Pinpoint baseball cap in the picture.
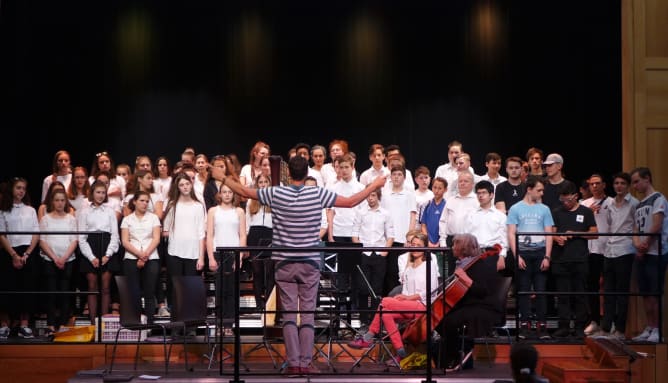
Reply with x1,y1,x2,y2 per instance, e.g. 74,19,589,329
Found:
543,153,563,165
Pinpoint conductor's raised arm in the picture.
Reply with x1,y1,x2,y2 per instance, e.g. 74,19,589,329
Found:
209,164,258,200
334,175,387,208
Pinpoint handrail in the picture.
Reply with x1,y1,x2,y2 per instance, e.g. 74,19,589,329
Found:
0,228,664,380
514,230,663,342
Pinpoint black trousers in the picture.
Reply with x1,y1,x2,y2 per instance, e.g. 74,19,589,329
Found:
552,261,588,329
43,260,74,328
587,253,605,323
601,254,634,332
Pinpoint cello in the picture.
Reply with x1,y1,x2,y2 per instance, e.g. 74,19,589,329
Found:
402,244,502,345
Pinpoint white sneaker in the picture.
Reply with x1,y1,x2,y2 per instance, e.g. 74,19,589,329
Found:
156,306,171,317
0,326,9,339
646,328,660,343
584,321,600,335
632,326,653,341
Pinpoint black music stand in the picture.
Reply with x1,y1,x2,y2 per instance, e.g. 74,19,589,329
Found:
324,241,363,332
349,265,401,372
243,241,284,369
313,271,359,371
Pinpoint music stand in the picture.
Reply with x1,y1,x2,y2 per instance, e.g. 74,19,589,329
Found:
349,265,401,372
324,241,363,333
243,241,284,369
313,271,359,371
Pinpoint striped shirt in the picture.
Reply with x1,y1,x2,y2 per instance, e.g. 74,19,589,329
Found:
258,185,336,261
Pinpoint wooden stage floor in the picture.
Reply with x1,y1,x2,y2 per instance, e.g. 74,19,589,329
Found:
1,335,665,383
69,361,514,383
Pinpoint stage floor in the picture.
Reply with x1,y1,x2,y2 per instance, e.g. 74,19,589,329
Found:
69,361,514,382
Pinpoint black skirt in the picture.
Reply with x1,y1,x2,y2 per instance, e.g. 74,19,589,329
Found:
79,232,120,273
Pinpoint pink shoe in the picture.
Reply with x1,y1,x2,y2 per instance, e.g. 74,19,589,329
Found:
347,338,372,349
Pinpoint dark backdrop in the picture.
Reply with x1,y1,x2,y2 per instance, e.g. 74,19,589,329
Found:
0,0,621,200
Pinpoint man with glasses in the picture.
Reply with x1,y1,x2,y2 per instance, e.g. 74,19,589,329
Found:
550,181,598,339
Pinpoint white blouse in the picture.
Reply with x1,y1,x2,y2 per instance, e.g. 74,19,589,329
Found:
0,203,39,247
163,201,206,260
402,260,440,306
76,204,120,262
120,212,161,260
39,213,78,262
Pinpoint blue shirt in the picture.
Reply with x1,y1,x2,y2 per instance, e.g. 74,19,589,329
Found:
507,201,554,251
420,198,446,244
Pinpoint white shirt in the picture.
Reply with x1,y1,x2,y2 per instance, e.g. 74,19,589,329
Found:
415,189,434,208
435,164,475,198
434,163,457,181
381,186,417,243
246,204,273,231
465,206,508,256
606,193,638,258
351,205,394,255
77,203,120,261
212,206,242,247
402,260,440,305
193,176,206,204
321,163,358,188
329,178,365,237
42,173,72,203
398,251,440,282
69,194,89,213
582,196,614,254
39,213,78,262
153,176,172,201
308,167,324,187
359,166,390,186
120,212,161,260
479,173,507,190
0,203,39,247
163,201,206,259
438,192,480,246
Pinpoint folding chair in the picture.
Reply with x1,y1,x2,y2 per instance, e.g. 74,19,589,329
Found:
109,276,184,375
171,275,209,372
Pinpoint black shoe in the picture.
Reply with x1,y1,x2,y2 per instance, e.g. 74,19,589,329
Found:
552,327,571,338
536,322,551,340
518,322,532,340
17,326,34,339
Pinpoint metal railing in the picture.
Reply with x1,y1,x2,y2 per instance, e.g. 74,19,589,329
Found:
1,229,664,383
0,230,108,342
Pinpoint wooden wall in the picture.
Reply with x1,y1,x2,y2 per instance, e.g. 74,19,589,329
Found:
623,0,668,189
622,2,668,377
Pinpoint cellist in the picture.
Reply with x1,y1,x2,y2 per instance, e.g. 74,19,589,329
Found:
437,233,504,371
348,233,439,364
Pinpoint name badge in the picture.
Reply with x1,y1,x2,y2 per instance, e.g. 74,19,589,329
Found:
576,214,584,223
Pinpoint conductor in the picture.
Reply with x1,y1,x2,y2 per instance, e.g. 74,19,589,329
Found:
210,155,387,376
